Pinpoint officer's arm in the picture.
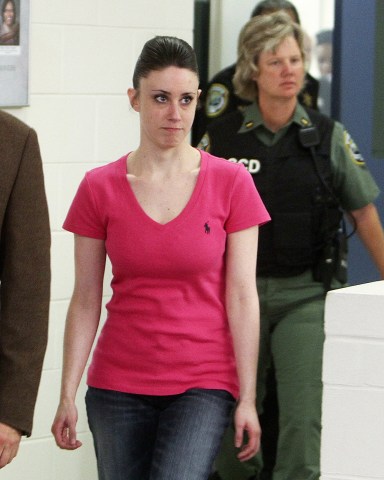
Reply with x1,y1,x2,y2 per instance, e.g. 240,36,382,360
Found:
348,203,384,278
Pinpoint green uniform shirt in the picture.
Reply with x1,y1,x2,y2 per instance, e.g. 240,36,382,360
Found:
238,102,380,211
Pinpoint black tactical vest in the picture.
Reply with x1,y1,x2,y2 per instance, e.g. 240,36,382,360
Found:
206,108,342,276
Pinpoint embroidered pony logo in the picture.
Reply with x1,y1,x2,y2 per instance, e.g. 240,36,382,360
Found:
204,222,211,234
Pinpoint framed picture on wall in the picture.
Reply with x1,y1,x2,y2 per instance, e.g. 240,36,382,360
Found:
0,0,29,106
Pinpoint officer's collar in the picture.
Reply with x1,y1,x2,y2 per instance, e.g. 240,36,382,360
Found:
238,101,312,133
294,103,312,128
238,102,264,133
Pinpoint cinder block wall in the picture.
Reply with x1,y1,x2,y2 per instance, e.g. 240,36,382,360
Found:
2,1,194,479
321,281,384,480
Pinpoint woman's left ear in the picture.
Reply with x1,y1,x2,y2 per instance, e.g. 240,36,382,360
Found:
127,88,139,111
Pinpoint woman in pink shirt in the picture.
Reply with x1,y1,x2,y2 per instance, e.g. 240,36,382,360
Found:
51,36,270,480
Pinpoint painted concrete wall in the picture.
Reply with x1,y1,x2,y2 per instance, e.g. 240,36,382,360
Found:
322,281,384,479
1,1,194,479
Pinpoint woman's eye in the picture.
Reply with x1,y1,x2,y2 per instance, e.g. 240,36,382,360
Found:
181,96,193,105
154,95,167,103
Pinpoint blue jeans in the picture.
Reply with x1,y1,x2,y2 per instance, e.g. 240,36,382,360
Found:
86,386,235,480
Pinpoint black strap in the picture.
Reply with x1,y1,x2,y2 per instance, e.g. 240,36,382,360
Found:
299,125,351,290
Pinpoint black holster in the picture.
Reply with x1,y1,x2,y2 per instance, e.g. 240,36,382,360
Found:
313,229,348,291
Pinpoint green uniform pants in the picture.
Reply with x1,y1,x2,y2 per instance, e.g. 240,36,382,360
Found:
216,270,341,480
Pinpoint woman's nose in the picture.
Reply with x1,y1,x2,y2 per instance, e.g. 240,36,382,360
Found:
282,60,294,75
168,102,181,119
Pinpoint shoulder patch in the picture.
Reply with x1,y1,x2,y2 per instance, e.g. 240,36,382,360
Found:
197,133,210,152
343,130,365,166
301,92,314,108
205,83,230,118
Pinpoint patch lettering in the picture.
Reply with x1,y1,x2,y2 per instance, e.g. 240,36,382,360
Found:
229,157,261,174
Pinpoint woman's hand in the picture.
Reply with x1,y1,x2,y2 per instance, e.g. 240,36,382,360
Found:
51,400,82,450
0,423,22,468
233,400,261,462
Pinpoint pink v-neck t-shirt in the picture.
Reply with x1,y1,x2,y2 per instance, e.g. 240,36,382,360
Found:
63,150,270,398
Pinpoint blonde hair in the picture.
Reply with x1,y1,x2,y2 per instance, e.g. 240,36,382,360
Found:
233,11,305,101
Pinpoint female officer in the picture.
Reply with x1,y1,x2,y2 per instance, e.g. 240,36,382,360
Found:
51,36,270,480
192,0,319,146
199,12,384,480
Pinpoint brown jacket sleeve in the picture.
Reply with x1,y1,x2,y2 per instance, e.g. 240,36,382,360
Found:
0,110,51,436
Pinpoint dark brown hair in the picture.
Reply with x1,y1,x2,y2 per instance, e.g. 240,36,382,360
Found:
251,0,300,24
132,36,199,89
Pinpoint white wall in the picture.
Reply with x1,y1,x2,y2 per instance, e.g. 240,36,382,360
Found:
208,0,334,78
322,281,384,480
1,1,194,479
